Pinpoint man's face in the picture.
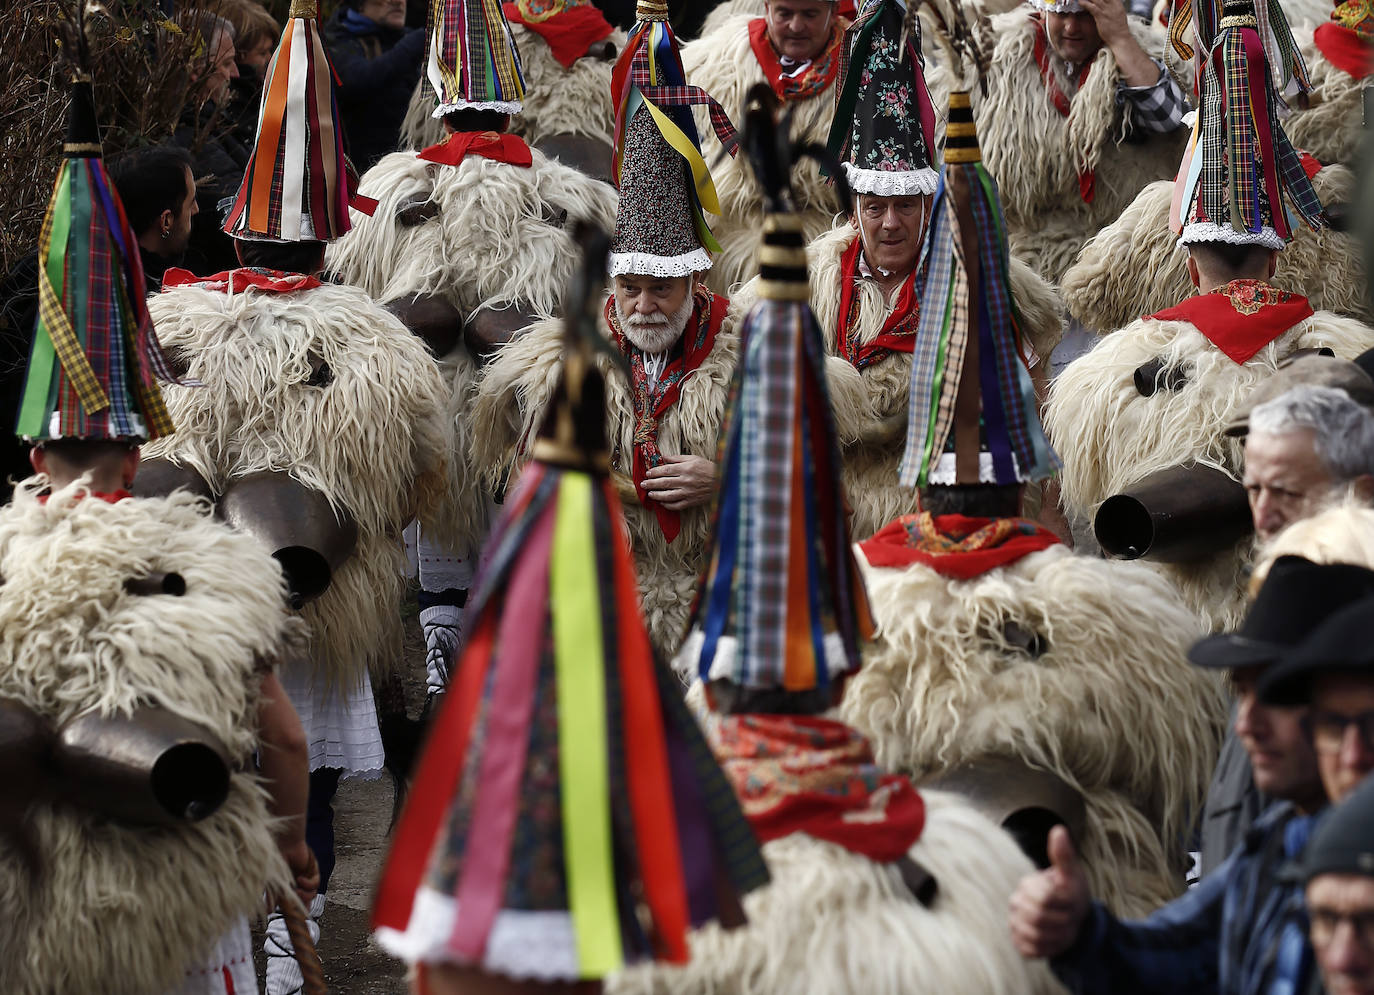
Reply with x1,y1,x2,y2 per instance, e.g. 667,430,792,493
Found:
168,165,199,256
360,0,407,30
1308,874,1374,995
1045,10,1103,66
1232,666,1323,802
613,274,694,354
1243,428,1338,542
763,0,834,62
198,31,240,104
1311,675,1374,803
852,194,931,281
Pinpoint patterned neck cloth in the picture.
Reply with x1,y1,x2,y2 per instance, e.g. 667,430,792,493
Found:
1030,14,1096,203
605,286,726,541
416,130,533,168
859,512,1061,578
748,16,849,102
501,0,613,67
1314,0,1374,76
836,234,922,369
712,713,925,863
1148,279,1314,364
162,267,323,295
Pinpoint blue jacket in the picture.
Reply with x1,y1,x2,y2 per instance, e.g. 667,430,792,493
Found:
1052,803,1321,995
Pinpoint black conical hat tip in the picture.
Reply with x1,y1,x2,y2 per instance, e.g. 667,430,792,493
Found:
64,79,103,159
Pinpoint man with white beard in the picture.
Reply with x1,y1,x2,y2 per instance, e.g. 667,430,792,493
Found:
472,2,738,659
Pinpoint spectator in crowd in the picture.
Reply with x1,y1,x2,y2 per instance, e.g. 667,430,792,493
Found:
1006,557,1374,994
1297,775,1374,995
216,0,280,144
324,0,426,171
1244,384,1374,543
173,12,252,274
107,145,199,292
1198,360,1374,876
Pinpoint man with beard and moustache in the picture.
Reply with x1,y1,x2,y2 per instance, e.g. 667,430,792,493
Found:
108,146,200,292
473,1,739,660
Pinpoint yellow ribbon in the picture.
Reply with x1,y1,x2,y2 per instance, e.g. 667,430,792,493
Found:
641,96,722,217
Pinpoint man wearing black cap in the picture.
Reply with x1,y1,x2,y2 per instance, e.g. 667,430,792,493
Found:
1009,557,1374,993
1259,593,1374,807
1298,775,1374,995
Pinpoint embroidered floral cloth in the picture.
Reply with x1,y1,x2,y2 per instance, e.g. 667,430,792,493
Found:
162,267,323,294
417,131,534,168
836,235,921,369
860,512,1061,577
748,16,847,102
1148,279,1314,364
713,713,925,863
1314,0,1373,78
502,0,613,68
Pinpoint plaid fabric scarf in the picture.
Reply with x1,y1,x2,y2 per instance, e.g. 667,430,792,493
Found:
606,286,727,542
748,16,849,103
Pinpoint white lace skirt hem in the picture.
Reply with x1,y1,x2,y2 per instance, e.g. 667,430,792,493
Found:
277,658,386,777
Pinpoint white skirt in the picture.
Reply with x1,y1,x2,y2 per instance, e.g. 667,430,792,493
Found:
277,657,386,778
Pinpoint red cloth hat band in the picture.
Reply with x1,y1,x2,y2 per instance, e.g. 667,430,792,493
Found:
860,513,1061,578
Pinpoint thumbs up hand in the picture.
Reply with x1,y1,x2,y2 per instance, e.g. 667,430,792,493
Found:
1008,826,1092,959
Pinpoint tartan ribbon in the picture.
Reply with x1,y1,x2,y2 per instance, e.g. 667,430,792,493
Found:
637,85,740,158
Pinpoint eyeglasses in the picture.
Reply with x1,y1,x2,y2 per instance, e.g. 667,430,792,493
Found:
1310,908,1374,949
1304,711,1374,755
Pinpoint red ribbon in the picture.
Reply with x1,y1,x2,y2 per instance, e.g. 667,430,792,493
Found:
860,513,1061,578
162,268,324,294
1315,20,1374,79
1148,279,1314,364
502,1,614,68
747,16,846,103
835,236,920,369
417,131,534,168
1031,14,1095,204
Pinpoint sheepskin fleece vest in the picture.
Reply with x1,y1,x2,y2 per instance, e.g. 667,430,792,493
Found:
681,14,844,294
971,11,1187,284
1287,33,1366,168
730,223,1065,541
471,297,739,660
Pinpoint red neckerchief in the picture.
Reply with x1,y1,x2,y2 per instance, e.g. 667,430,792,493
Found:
1314,20,1373,78
860,512,1061,577
712,713,925,863
605,287,727,543
162,267,323,294
1148,280,1314,364
501,1,613,68
417,131,534,168
748,16,848,103
1030,13,1096,204
37,489,133,506
836,236,920,370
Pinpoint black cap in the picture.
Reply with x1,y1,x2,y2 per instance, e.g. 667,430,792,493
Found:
64,78,103,159
1257,593,1374,705
1299,773,1374,882
1188,557,1374,671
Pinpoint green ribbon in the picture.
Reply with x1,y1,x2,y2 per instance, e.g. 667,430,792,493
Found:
17,168,72,438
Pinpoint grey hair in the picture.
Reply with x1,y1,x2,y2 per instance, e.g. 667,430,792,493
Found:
1249,384,1374,483
189,11,236,47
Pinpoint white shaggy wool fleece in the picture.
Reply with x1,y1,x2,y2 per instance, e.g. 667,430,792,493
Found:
143,282,454,686
0,485,297,995
1062,166,1373,333
681,14,845,294
471,301,739,659
607,791,1064,995
399,26,625,150
942,11,1188,284
325,147,618,318
842,545,1226,916
1288,35,1366,167
1046,309,1374,629
729,222,1063,539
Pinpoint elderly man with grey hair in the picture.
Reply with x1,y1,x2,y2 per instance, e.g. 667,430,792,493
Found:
1244,384,1374,543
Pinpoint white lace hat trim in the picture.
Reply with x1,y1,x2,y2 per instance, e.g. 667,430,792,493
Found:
1026,0,1083,10
433,99,524,117
1178,221,1285,251
844,163,939,197
927,450,1025,485
608,247,713,278
375,886,580,979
